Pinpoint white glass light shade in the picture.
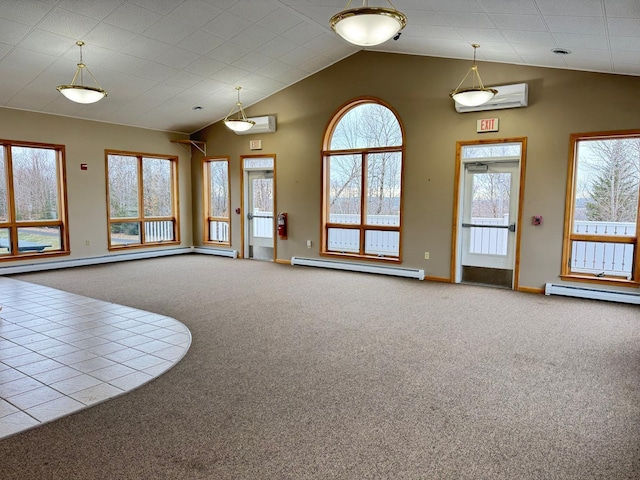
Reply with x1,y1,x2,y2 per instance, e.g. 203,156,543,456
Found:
224,119,255,132
330,7,407,46
57,42,107,104
57,85,106,104
223,86,255,132
449,44,496,108
451,88,496,107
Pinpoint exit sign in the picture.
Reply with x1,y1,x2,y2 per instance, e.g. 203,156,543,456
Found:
477,118,499,133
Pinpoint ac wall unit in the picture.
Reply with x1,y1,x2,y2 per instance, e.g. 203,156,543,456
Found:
455,83,528,113
233,115,276,135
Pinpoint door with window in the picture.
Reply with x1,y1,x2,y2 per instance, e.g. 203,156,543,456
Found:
455,141,525,289
243,157,275,260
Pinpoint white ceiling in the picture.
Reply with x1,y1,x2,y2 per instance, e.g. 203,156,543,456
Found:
1,0,639,134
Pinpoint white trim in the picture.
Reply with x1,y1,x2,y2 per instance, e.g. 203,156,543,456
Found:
192,247,238,258
291,257,424,280
0,247,191,275
544,283,640,305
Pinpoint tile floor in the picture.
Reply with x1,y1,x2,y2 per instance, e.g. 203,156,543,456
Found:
0,276,191,440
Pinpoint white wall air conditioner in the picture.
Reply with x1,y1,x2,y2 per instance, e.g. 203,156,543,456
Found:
233,115,276,135
455,83,528,113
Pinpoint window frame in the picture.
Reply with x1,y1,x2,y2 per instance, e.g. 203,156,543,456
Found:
105,149,180,250
0,139,70,261
562,130,640,286
202,156,231,246
321,97,405,263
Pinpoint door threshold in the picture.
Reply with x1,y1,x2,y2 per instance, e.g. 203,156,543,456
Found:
461,280,512,290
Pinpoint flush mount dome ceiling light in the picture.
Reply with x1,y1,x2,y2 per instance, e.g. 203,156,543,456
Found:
223,86,255,132
330,0,407,47
56,41,107,104
449,44,497,107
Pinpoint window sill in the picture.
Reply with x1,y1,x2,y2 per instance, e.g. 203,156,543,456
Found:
203,241,231,247
320,251,401,264
108,241,180,251
560,274,640,288
0,250,70,262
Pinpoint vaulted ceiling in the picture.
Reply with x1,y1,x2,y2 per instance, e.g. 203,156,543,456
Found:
1,0,639,134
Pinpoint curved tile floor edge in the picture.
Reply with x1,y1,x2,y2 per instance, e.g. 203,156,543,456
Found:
0,276,191,440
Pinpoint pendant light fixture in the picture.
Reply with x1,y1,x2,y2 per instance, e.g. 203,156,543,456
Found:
56,41,107,104
223,86,255,132
449,44,497,107
330,0,407,47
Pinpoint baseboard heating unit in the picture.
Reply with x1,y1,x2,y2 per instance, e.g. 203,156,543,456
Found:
192,247,238,258
291,257,424,280
0,247,191,276
544,283,640,305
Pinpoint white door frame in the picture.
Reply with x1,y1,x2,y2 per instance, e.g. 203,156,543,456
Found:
452,139,526,289
460,160,519,271
241,155,276,261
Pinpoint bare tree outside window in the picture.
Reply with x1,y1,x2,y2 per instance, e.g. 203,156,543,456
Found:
563,132,640,282
576,139,639,223
329,154,361,220
471,173,511,219
205,159,230,244
0,140,67,257
143,157,172,217
12,147,59,221
462,144,520,220
107,152,178,248
108,155,138,219
323,100,404,258
209,161,229,218
0,149,7,222
252,179,273,213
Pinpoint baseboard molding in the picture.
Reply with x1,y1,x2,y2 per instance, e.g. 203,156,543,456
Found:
275,258,291,265
424,275,451,283
0,247,192,276
518,286,544,294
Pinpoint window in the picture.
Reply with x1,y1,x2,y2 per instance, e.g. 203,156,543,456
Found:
0,140,69,260
106,151,179,249
562,131,640,285
322,98,404,261
203,157,230,245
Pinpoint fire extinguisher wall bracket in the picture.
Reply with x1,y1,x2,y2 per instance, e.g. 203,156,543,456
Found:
277,212,287,240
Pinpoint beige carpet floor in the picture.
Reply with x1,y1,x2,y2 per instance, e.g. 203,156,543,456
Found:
1,254,639,479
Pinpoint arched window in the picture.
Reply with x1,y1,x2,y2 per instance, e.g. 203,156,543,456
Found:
322,98,404,261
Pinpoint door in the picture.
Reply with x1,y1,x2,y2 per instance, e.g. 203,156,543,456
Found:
245,170,274,260
455,142,523,288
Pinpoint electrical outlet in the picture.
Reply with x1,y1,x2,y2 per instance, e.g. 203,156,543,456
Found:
306,240,312,248
424,252,429,260
85,240,91,246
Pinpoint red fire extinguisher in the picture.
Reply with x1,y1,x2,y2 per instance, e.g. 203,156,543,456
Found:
277,212,287,239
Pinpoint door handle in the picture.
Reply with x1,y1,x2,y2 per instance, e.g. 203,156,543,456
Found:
509,222,516,232
247,213,253,220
